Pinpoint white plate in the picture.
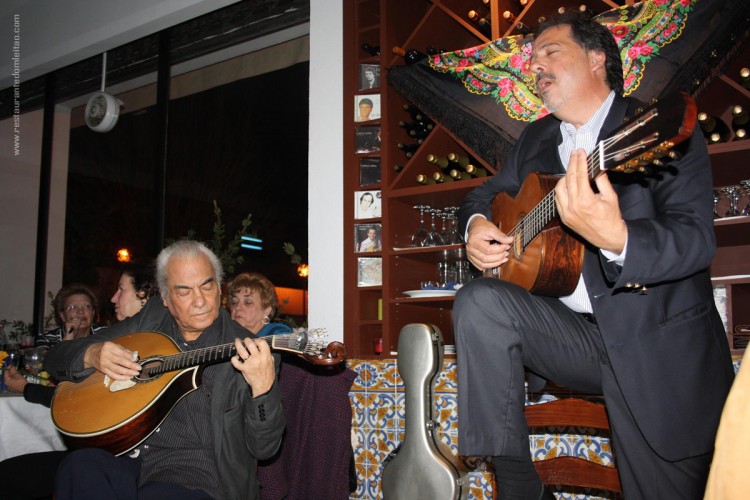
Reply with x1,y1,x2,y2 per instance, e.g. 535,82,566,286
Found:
403,289,457,298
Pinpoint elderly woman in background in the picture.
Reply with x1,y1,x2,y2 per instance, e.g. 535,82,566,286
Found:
1,265,157,500
227,272,292,337
111,262,158,321
34,283,103,349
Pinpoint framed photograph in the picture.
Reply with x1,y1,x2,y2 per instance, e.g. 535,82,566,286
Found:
354,94,381,122
359,157,381,186
354,189,382,219
354,126,381,153
358,257,382,286
355,223,382,252
359,64,381,90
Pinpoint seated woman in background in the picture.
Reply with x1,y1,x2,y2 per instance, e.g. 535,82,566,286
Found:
227,272,292,337
0,266,157,500
111,262,158,321
34,283,104,349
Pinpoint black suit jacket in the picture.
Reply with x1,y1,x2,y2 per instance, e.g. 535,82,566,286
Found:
458,94,734,461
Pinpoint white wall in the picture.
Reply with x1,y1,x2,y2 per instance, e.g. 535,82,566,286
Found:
0,107,70,324
307,0,343,341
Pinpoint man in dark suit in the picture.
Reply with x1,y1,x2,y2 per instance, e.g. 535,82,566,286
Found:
454,11,733,499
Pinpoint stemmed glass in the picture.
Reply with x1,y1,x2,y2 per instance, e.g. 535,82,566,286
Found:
444,206,463,245
411,205,430,247
712,190,722,219
426,208,445,246
439,210,451,243
722,186,741,217
741,180,750,216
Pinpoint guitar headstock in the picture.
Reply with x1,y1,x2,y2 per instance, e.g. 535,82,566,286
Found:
270,328,347,366
599,91,697,174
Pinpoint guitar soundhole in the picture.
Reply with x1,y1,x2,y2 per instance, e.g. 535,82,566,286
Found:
512,223,523,259
134,358,165,383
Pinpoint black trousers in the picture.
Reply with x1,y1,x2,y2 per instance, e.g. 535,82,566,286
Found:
453,278,711,499
55,448,215,500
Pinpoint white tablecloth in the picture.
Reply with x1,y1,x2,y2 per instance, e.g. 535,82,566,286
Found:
0,393,66,461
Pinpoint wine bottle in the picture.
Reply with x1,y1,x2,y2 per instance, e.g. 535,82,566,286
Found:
409,128,431,140
447,152,470,168
739,67,750,90
732,105,749,132
708,132,727,144
416,174,436,185
468,10,492,37
557,7,567,14
578,4,595,16
433,172,455,183
397,142,420,154
394,164,404,173
466,164,488,177
426,154,450,169
733,128,747,141
698,112,730,142
399,120,429,134
361,43,380,56
450,168,471,180
502,11,532,35
392,46,428,65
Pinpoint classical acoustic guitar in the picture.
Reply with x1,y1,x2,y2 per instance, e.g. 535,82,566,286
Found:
486,91,696,296
51,329,345,456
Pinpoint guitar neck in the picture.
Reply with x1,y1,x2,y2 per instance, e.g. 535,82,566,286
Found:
144,331,318,377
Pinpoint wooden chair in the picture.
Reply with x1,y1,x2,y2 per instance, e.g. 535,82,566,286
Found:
524,398,622,495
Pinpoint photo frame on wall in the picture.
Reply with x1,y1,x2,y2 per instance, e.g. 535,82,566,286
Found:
354,189,381,219
359,64,380,90
359,157,381,186
354,94,381,122
354,126,381,153
355,223,382,252
357,257,382,286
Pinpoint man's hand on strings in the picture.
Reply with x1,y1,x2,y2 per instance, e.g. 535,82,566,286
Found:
555,149,627,253
465,217,514,270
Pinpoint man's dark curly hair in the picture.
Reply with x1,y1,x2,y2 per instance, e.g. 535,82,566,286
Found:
537,11,624,96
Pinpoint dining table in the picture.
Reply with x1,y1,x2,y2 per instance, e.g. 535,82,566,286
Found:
0,392,66,462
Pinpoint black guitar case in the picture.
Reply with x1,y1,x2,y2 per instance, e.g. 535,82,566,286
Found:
381,323,469,499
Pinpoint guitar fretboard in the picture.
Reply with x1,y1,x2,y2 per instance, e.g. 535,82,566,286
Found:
142,330,327,376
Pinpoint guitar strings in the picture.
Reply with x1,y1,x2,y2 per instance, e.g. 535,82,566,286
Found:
145,331,327,375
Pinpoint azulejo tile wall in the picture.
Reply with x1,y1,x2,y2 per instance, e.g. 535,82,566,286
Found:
347,357,744,500
347,358,617,500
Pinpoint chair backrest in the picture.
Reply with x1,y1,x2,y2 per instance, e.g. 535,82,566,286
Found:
524,398,622,495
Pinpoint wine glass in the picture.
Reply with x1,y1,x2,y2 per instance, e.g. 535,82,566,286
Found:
411,205,430,247
425,208,445,246
439,210,451,243
741,180,750,216
444,206,463,245
712,190,722,219
23,347,44,376
721,186,741,217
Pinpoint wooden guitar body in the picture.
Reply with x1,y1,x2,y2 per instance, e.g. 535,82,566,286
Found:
51,328,344,456
381,324,468,500
485,91,696,296
491,172,583,296
52,332,200,455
